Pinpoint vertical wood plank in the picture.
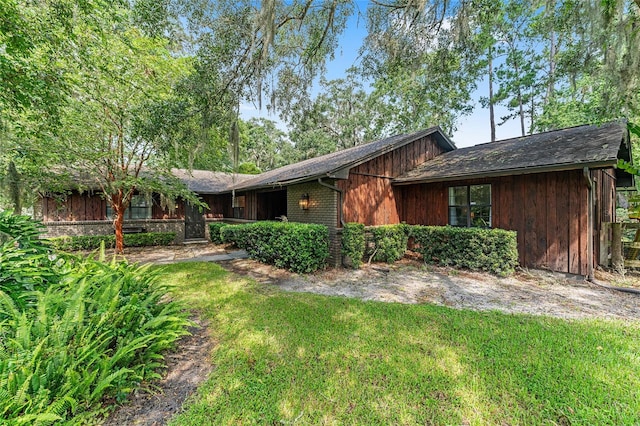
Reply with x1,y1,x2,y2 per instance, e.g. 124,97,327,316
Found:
555,172,569,273
524,175,538,268
568,171,581,274
546,172,559,271
579,176,589,276
537,173,548,268
514,175,527,267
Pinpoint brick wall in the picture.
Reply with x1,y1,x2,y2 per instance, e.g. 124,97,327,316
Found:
42,219,186,244
287,182,342,267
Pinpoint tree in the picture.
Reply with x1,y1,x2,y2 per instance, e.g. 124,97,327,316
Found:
54,8,201,253
287,71,380,159
0,0,102,212
241,118,292,171
361,1,478,136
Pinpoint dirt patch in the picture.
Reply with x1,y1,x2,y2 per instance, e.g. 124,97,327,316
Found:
103,316,214,426
221,257,640,322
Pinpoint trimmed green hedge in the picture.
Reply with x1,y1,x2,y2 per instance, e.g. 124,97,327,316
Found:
208,222,228,244
223,221,329,273
50,232,176,251
412,226,518,276
341,223,366,269
221,225,246,246
367,224,409,263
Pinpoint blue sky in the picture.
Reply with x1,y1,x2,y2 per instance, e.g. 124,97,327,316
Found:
241,3,524,149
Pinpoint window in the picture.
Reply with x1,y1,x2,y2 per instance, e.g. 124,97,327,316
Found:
232,195,245,219
106,194,152,220
448,184,491,228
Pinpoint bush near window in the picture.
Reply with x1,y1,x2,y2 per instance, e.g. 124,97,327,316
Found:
49,232,176,251
411,226,518,276
0,214,190,424
367,224,410,263
224,221,329,273
208,222,228,244
341,223,366,269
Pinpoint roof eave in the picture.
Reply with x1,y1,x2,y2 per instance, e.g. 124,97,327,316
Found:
234,127,454,192
392,160,618,185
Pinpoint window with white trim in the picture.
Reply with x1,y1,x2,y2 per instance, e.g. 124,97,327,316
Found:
448,184,491,228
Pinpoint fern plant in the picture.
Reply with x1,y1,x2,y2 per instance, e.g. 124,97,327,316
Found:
0,216,191,424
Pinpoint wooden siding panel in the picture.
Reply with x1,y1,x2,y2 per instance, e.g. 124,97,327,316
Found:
523,175,537,269
512,175,526,268
398,169,606,276
555,172,569,273
537,173,548,268
568,171,581,274
579,177,589,276
546,173,559,271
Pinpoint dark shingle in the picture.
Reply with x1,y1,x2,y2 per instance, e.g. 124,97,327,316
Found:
233,127,455,191
393,122,629,184
170,169,254,194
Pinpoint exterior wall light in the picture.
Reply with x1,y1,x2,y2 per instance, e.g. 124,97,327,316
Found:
299,193,310,210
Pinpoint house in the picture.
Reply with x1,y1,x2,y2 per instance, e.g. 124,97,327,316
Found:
39,170,253,244
39,121,632,277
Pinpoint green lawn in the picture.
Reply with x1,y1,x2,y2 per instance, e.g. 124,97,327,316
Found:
158,262,640,425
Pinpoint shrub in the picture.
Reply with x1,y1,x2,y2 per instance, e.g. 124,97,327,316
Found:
49,232,176,251
0,210,48,251
412,225,519,276
220,224,248,247
208,222,228,244
341,223,365,268
224,221,329,273
367,224,409,263
0,217,190,424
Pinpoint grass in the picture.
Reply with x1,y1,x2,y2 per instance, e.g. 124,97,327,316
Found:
157,262,640,425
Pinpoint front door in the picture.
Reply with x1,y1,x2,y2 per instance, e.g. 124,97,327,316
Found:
185,203,205,240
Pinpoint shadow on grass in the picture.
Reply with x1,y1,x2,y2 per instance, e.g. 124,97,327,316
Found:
157,262,640,426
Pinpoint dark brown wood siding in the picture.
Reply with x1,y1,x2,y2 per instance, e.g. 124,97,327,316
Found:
42,193,107,221
201,194,232,218
338,134,447,225
398,169,604,276
42,192,194,221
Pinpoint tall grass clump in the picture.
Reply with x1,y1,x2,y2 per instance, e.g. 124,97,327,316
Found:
0,213,191,424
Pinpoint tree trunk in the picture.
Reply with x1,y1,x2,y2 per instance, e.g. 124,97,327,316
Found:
488,50,496,142
112,191,126,254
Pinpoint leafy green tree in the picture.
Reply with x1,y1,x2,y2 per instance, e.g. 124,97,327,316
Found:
54,9,201,253
241,118,292,171
361,1,478,136
287,71,381,159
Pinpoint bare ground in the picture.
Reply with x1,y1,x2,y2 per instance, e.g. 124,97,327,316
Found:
101,244,640,425
102,317,214,426
222,255,640,322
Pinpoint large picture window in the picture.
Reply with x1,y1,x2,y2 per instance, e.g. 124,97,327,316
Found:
106,194,152,220
448,184,491,228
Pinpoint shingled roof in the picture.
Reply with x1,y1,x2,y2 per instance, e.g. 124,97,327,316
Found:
170,169,253,194
233,126,455,191
393,121,631,185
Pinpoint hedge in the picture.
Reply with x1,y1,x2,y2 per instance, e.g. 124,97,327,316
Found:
367,224,409,263
341,223,366,268
223,221,329,273
208,222,228,244
411,226,518,276
49,232,176,251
